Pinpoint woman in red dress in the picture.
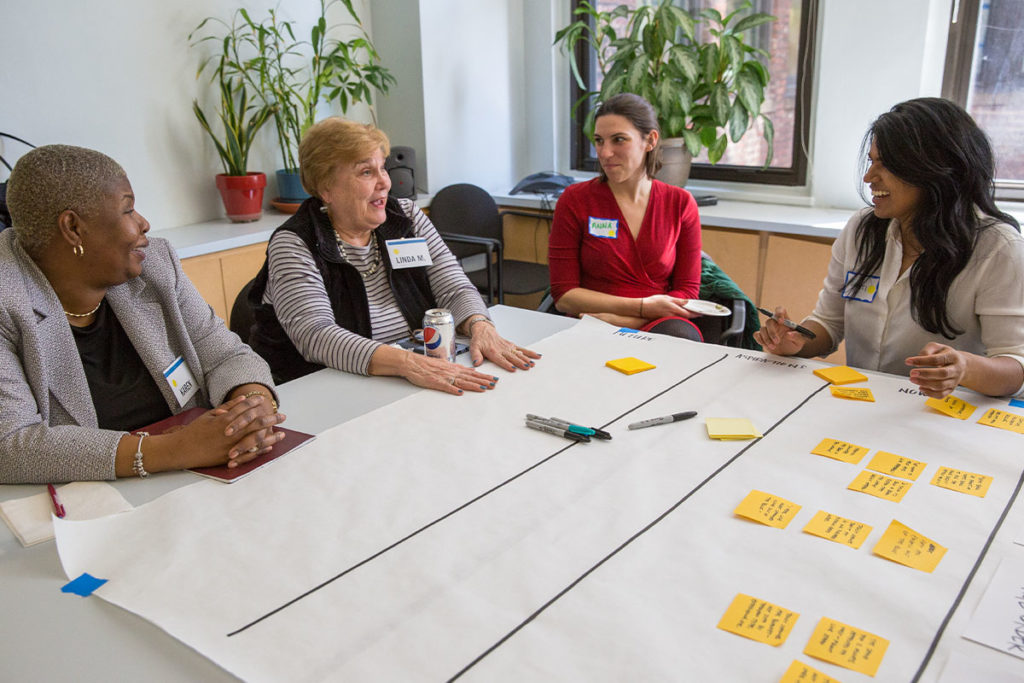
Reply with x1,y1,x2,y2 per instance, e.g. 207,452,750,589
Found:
548,93,704,340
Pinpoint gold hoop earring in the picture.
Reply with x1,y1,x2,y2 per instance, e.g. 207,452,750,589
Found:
73,244,85,258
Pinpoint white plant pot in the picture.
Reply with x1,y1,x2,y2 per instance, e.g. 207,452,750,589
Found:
655,137,693,188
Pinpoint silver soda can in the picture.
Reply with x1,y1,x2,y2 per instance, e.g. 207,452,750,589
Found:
422,308,456,362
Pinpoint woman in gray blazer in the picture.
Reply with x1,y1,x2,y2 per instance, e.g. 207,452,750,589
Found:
1,145,286,484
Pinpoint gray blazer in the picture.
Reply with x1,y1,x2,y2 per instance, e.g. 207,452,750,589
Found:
0,230,275,483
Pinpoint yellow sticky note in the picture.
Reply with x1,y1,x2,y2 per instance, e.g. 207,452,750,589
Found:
811,438,869,464
605,357,656,375
930,466,993,498
866,451,926,481
830,386,875,402
716,593,799,646
802,511,873,549
977,408,1024,434
780,660,843,683
813,366,868,385
872,520,947,572
803,617,889,677
925,395,976,420
706,417,762,440
847,471,912,502
733,490,802,529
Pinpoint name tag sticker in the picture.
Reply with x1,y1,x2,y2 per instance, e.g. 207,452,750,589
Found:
588,217,618,239
163,356,198,408
385,238,433,269
841,271,880,302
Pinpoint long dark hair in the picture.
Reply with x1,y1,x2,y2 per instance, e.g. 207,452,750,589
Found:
594,93,662,181
847,97,1019,338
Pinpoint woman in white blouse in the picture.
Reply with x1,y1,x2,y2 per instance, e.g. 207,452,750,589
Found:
248,117,539,394
754,98,1024,399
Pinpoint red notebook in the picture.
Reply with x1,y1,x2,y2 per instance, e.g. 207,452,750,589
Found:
133,407,315,483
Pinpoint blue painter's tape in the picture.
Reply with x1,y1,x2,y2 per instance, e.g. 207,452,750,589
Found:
61,572,108,597
617,327,640,334
1010,399,1024,409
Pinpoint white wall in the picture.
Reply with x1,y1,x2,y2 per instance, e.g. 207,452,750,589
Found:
2,0,957,228
0,0,375,231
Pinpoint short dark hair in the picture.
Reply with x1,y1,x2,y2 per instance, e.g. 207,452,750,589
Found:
7,144,126,256
594,93,662,180
849,97,1019,338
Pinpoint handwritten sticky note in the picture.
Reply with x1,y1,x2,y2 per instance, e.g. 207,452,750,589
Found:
977,408,1024,434
814,365,868,385
780,660,843,683
873,520,947,572
733,490,802,529
802,511,873,549
830,386,875,402
925,395,977,420
847,471,912,502
804,617,889,676
811,438,869,464
930,466,993,498
605,357,655,375
866,451,925,481
706,418,762,440
717,593,799,646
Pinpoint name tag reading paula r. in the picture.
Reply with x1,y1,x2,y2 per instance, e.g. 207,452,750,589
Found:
163,356,199,408
385,238,433,269
588,217,618,239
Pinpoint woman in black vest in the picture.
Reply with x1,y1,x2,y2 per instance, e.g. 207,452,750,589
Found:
249,118,539,393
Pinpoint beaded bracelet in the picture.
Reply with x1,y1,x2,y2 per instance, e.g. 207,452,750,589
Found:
132,432,150,478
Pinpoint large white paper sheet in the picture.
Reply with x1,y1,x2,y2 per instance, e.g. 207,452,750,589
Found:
963,551,1024,660
54,317,1024,681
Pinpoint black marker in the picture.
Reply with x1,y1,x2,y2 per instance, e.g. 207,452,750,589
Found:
628,411,698,430
756,307,817,339
525,419,590,442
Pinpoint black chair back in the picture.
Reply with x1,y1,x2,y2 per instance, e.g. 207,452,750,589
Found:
230,278,257,344
429,183,502,250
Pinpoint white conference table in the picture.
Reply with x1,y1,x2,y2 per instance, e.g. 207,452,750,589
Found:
4,305,1024,681
0,305,573,683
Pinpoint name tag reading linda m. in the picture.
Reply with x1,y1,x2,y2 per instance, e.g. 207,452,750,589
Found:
842,271,880,303
385,238,433,269
588,217,618,239
163,356,199,408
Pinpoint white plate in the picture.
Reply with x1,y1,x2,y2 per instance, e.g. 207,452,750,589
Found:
683,299,731,316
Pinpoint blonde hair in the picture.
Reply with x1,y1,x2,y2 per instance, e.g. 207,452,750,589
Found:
7,144,126,256
299,118,390,197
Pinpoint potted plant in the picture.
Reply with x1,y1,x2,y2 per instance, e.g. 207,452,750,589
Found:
191,16,275,222
228,0,396,203
556,0,777,185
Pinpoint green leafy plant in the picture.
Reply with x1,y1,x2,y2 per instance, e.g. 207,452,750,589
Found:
194,0,396,174
555,0,777,165
190,16,275,176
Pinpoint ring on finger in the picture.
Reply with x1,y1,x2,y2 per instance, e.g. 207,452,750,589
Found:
448,376,456,385
247,446,259,454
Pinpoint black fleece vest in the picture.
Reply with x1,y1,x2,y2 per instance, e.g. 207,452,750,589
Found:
248,197,437,383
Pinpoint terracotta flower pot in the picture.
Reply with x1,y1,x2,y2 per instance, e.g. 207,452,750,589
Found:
215,172,267,223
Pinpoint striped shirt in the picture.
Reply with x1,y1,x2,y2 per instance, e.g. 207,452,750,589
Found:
263,199,488,375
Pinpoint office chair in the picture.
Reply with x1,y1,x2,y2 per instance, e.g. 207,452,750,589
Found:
230,278,257,344
429,183,550,305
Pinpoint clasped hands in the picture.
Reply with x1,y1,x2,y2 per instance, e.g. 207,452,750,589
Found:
172,392,286,469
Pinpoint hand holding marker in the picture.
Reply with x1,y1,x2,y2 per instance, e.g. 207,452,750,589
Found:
756,307,817,339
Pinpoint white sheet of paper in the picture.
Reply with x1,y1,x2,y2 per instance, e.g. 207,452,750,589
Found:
53,316,1024,681
963,552,1024,661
